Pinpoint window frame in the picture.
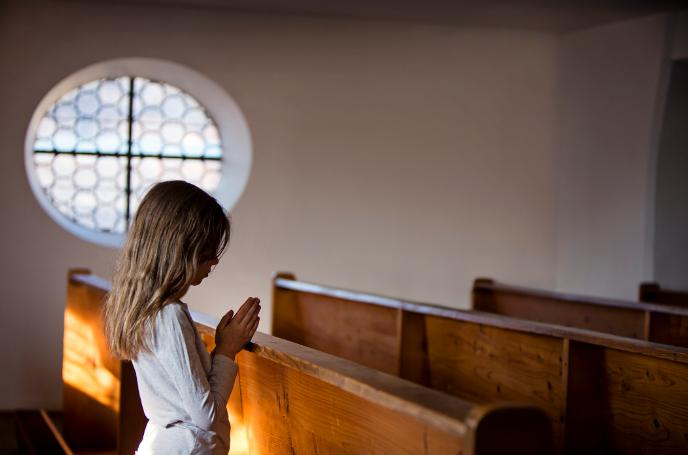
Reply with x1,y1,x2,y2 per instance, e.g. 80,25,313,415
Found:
24,58,252,248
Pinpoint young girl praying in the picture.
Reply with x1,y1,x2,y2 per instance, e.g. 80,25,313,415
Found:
104,180,260,454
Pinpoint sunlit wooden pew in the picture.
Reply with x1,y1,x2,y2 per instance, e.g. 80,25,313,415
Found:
63,270,145,455
64,269,552,454
272,272,688,454
640,282,688,308
472,278,688,347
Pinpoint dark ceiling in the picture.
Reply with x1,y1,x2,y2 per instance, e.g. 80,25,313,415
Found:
99,0,686,33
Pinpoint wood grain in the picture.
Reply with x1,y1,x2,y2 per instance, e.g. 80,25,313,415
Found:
397,310,431,386
65,270,246,455
424,316,566,449
272,274,688,360
63,269,119,451
648,312,688,347
473,279,688,316
473,278,688,348
474,287,646,339
272,272,688,454
70,271,556,454
563,341,610,453
238,352,464,455
602,347,688,453
273,276,400,375
246,332,474,433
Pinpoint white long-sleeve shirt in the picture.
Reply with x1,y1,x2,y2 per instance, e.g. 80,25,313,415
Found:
132,301,237,454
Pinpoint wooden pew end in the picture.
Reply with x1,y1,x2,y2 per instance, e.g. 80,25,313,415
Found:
639,282,660,302
468,404,552,454
273,271,296,281
473,278,495,287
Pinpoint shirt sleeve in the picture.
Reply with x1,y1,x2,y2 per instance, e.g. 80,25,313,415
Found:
155,305,238,431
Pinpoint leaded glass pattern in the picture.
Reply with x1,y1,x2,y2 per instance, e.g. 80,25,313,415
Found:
32,76,223,234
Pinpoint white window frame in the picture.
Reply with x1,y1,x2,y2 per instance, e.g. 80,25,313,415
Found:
24,58,252,248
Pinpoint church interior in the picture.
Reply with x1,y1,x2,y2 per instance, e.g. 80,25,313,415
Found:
1,0,688,453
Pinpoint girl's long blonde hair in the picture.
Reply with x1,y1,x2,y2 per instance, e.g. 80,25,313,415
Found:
104,180,230,360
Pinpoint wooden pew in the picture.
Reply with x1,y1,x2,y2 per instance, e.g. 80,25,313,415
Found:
473,278,688,347
63,269,121,454
640,282,688,308
273,272,688,454
66,270,552,454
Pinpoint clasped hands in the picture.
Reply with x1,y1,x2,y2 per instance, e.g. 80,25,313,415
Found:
213,297,261,360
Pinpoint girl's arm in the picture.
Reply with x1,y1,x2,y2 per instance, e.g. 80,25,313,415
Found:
157,305,237,431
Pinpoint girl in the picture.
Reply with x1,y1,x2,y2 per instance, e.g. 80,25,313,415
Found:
104,180,260,454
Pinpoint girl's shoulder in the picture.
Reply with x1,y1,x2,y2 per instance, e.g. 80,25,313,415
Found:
155,301,190,327
148,301,193,348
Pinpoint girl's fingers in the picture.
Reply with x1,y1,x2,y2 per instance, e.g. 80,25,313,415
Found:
234,297,260,323
242,312,258,332
248,318,259,339
240,304,261,328
218,310,234,328
236,297,260,323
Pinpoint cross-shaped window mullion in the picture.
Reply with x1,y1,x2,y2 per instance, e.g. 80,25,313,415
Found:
33,150,222,160
30,75,226,237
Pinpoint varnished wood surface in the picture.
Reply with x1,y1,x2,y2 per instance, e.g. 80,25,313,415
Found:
71,271,553,454
274,275,453,315
272,285,400,374
476,289,647,339
272,273,688,454
600,347,688,453
473,278,688,348
562,341,609,453
649,312,688,348
199,326,475,435
65,271,241,455
273,274,688,361
220,331,551,453
238,351,465,455
397,310,431,386
640,282,688,308
63,269,118,451
277,274,688,317
273,274,688,363
424,317,566,446
475,279,688,316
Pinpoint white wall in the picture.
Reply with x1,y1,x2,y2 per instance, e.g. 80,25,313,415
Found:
654,58,688,290
652,13,688,289
554,14,670,299
0,0,559,408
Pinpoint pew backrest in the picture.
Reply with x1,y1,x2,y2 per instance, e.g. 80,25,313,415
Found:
63,269,120,452
473,278,688,347
66,270,552,454
640,282,688,308
273,272,688,453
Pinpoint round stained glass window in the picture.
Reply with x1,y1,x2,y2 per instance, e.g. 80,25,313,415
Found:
25,59,252,248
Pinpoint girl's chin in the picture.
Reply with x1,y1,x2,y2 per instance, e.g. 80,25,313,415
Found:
191,273,209,286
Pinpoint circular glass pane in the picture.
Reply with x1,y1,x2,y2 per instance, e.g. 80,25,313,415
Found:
29,75,226,238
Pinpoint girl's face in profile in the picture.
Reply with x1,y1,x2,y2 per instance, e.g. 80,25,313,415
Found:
191,252,219,286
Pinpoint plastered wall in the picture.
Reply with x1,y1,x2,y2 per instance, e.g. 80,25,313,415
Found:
554,14,670,299
0,0,559,408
